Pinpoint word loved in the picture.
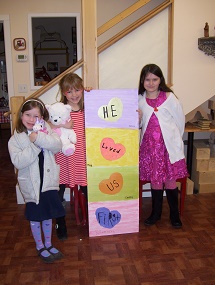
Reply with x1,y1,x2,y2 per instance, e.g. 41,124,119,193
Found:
100,138,126,160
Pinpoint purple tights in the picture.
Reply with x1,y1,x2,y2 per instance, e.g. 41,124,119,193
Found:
30,219,58,257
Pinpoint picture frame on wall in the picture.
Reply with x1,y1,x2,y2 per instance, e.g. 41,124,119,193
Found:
47,62,58,71
13,38,26,51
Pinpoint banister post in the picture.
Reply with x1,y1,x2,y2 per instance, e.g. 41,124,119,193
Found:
10,96,25,132
82,0,98,89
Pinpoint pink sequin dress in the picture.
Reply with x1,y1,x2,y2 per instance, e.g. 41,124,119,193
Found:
139,91,188,185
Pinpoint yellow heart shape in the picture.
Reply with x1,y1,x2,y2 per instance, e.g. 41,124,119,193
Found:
98,97,123,122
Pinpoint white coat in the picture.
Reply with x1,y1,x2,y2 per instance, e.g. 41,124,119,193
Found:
8,122,62,204
138,92,185,164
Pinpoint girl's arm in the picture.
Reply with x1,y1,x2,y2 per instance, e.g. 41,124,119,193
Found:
169,95,185,136
137,109,143,126
138,94,144,128
34,122,62,154
29,132,38,143
8,136,41,170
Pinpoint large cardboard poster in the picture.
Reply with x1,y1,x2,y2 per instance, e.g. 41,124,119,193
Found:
84,89,139,237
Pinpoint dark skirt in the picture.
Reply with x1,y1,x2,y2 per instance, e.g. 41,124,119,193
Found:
25,190,65,222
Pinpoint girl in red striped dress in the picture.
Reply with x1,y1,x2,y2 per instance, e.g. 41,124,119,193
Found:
54,73,88,239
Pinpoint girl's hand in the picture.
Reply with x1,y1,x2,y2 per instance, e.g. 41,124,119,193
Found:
29,132,38,143
84,87,93,92
137,109,143,122
63,119,74,129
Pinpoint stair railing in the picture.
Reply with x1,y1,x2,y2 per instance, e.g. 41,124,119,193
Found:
5,0,173,131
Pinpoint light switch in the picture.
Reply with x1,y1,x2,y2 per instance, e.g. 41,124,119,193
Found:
18,84,28,93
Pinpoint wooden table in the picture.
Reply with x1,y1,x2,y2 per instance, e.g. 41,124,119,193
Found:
185,122,215,178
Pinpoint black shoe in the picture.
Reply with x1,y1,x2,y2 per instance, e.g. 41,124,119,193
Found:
170,216,182,228
55,216,68,241
144,189,163,226
55,223,68,240
144,214,161,226
46,245,64,260
166,188,182,229
37,248,55,263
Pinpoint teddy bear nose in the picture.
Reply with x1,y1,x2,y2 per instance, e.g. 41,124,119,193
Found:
54,119,58,122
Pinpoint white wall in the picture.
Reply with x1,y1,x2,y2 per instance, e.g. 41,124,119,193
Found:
99,8,169,89
173,0,215,115
44,0,215,118
98,0,215,116
1,0,215,117
97,0,165,46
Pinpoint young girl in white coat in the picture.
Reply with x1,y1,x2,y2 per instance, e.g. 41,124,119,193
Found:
8,98,65,263
138,64,188,228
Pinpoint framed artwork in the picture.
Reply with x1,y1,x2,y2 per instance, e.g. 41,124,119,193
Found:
13,38,26,51
47,62,58,71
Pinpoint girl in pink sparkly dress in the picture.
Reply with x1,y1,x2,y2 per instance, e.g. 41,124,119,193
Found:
138,64,188,228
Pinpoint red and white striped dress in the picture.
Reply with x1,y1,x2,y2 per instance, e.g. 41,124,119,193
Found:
55,110,87,187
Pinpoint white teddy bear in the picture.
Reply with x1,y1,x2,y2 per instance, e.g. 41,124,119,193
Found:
46,102,77,156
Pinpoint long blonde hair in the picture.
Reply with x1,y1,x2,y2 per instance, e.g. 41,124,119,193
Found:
58,73,84,110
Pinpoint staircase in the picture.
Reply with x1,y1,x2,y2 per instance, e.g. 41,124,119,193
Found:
7,0,215,126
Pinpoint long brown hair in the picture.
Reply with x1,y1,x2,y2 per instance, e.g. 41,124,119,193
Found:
15,98,49,133
138,64,173,95
58,73,84,110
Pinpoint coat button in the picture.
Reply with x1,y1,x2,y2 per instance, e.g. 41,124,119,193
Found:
47,169,50,172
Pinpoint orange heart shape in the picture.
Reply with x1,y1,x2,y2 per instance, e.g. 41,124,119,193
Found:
100,138,126,161
99,173,123,195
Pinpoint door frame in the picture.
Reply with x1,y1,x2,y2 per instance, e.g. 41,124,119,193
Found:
0,15,15,107
28,13,81,90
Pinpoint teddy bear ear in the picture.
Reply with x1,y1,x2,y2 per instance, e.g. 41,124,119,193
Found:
65,104,72,111
45,104,50,110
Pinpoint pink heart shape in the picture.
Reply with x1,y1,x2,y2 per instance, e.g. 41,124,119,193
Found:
100,138,126,161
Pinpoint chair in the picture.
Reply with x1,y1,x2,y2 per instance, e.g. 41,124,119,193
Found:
70,185,87,226
139,177,187,219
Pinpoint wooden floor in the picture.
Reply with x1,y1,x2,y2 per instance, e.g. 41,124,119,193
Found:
0,128,215,285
